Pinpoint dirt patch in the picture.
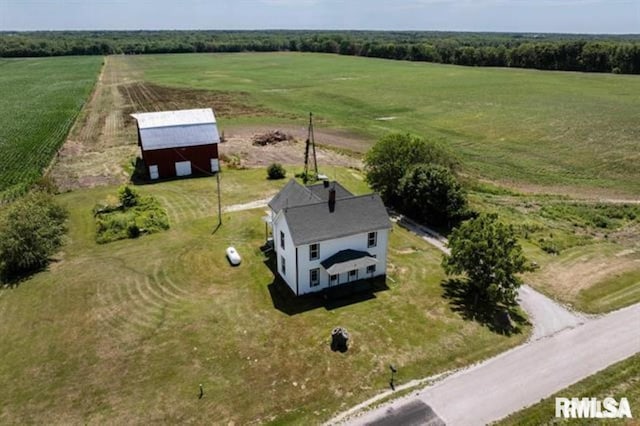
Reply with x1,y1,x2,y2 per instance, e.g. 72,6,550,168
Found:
118,82,280,125
49,57,139,191
223,124,372,154
528,249,640,301
252,130,293,146
218,127,363,170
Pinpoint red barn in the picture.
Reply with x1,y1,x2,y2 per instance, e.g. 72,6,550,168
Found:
131,108,220,180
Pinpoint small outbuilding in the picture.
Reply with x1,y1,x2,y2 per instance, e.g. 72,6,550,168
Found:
131,108,220,180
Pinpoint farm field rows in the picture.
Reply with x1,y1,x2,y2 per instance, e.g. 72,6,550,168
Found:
121,52,640,197
0,168,529,424
0,56,102,198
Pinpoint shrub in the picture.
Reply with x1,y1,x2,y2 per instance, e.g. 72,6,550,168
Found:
127,223,141,239
118,185,139,208
0,191,68,281
267,163,286,180
94,189,169,244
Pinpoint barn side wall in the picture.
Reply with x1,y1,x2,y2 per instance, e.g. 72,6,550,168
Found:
141,144,219,179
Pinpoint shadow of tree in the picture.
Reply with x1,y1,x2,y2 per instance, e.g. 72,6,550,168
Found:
441,278,529,335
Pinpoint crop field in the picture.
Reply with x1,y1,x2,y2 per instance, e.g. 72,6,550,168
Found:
0,168,528,424
0,56,102,198
119,52,640,197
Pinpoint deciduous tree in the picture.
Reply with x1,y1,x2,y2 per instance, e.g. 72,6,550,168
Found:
443,214,527,307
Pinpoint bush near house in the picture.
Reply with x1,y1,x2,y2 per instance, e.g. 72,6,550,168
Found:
266,163,286,180
94,185,169,244
0,191,68,281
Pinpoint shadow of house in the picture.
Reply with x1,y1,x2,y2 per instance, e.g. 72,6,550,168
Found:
262,248,389,316
441,278,529,335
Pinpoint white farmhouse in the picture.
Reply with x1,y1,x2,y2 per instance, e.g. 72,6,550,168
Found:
268,179,392,296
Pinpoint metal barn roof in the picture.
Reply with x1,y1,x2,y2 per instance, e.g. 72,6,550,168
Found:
131,108,220,151
131,108,216,129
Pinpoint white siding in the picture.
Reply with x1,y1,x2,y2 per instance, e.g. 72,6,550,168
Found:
296,228,389,295
272,213,298,294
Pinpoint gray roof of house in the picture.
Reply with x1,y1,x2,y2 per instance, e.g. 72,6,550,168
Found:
283,193,391,246
268,179,323,212
307,181,353,201
269,179,391,246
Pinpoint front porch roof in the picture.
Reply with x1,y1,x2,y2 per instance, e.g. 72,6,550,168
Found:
320,249,378,275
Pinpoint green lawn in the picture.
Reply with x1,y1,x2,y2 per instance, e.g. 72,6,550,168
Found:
576,269,640,314
121,52,640,195
0,56,102,198
0,168,528,424
498,353,640,425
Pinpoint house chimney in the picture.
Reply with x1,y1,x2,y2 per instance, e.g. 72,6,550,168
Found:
328,187,336,212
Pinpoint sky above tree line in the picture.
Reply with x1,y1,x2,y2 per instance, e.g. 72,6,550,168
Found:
1,0,638,34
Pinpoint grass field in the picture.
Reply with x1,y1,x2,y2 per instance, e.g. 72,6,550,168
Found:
469,190,640,313
0,56,102,198
121,52,640,196
0,167,529,424
499,353,640,425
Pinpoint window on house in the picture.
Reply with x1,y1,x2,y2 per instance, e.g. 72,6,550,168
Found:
367,231,377,248
280,231,285,249
349,269,358,280
310,268,320,287
309,243,320,261
367,264,376,274
281,256,286,275
330,274,338,284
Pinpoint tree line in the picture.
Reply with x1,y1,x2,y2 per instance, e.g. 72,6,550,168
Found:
2,30,640,74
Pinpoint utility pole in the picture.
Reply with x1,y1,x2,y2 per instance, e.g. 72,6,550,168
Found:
303,112,318,183
216,171,222,226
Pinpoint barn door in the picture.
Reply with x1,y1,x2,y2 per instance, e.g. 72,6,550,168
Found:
149,165,159,180
175,161,192,177
211,158,219,172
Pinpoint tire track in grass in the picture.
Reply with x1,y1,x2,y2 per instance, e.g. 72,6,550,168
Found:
155,188,217,225
95,263,195,341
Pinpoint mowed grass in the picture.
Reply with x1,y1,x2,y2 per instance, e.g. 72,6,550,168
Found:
122,52,640,195
576,269,640,314
0,168,528,424
0,56,102,198
499,353,640,425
